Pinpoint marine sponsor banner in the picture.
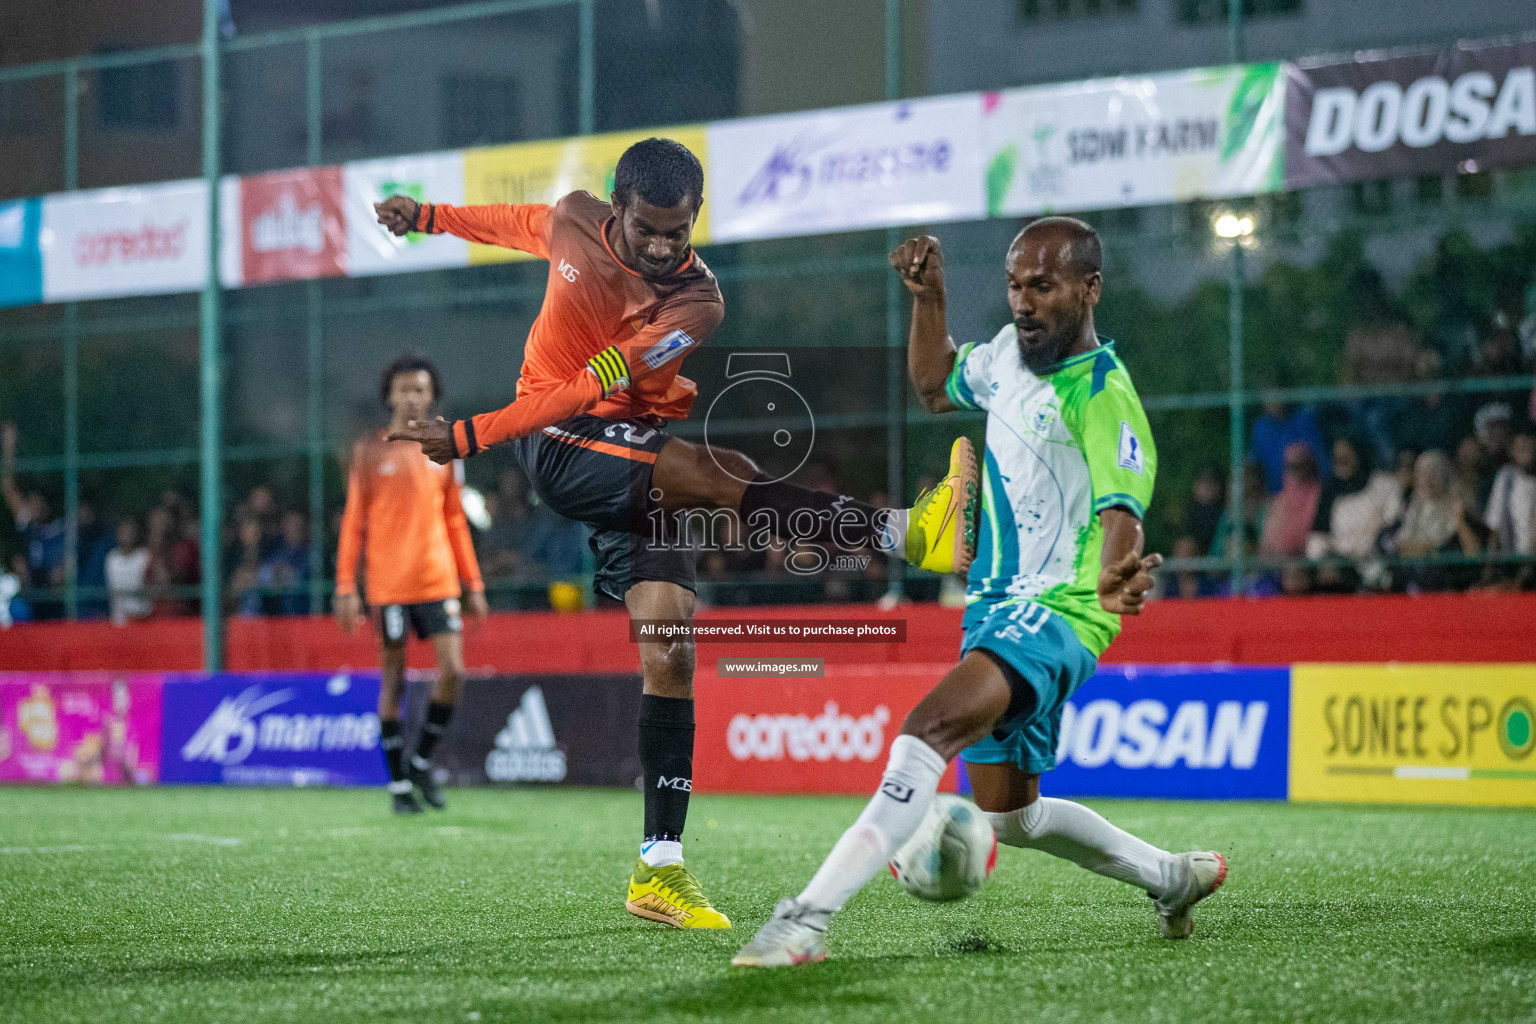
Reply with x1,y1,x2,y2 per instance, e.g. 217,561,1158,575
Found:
1290,664,1536,807
438,674,641,786
694,666,960,794
225,165,347,286
40,179,209,302
463,126,711,264
1042,666,1290,800
343,151,469,277
159,672,385,786
1286,39,1536,189
0,673,162,785
0,197,43,309
981,63,1285,217
707,95,985,243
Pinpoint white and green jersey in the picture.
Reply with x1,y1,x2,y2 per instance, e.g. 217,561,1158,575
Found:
945,326,1156,657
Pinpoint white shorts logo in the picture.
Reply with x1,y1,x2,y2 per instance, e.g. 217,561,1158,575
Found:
1117,422,1144,475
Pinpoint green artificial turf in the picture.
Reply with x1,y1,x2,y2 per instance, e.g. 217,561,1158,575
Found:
2,787,1534,1023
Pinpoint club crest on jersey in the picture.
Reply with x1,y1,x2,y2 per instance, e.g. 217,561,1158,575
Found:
640,329,697,371
1029,402,1059,436
1118,421,1144,474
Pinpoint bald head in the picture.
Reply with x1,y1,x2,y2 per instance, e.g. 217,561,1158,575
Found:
1008,216,1102,281
1005,216,1104,375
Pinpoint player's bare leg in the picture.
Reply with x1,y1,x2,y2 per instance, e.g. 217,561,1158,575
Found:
651,434,978,575
969,761,1223,937
734,653,1010,966
407,630,464,811
377,641,421,815
621,581,729,929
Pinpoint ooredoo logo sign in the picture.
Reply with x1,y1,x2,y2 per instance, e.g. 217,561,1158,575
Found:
1287,40,1536,188
695,670,958,795
726,702,890,763
40,180,210,302
237,166,345,284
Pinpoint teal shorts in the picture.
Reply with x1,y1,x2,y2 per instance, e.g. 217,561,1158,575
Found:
958,601,1098,775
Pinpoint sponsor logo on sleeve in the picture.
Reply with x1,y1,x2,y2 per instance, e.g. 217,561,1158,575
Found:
640,329,697,370
1118,422,1144,474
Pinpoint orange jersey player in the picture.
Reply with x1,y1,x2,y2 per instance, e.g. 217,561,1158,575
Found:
334,354,489,815
376,138,979,928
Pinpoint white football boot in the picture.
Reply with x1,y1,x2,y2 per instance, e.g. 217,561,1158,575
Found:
1154,851,1228,939
731,898,830,967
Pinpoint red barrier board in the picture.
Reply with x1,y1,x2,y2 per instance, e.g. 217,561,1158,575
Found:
693,664,959,795
0,593,1533,672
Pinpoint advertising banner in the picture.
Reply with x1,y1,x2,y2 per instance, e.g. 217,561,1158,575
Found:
439,674,642,787
40,179,209,302
693,665,960,794
707,95,985,243
982,63,1285,217
0,197,43,309
463,126,711,264
159,672,385,786
222,165,347,286
1286,39,1536,189
343,151,469,277
0,673,162,784
1044,666,1290,800
1290,663,1536,807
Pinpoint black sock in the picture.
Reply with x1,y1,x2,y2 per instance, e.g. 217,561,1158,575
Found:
412,700,455,771
380,718,406,784
639,694,695,845
737,475,891,553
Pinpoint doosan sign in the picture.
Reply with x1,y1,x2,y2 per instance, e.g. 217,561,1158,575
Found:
1287,39,1536,187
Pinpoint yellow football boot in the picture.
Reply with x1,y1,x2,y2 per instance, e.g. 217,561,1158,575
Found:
906,437,979,575
625,859,732,929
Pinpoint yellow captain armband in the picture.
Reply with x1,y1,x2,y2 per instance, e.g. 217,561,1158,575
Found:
586,346,631,397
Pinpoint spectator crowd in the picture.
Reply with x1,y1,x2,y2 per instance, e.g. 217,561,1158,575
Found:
1168,311,1536,598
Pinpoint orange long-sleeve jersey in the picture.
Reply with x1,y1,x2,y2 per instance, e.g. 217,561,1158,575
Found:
334,432,483,605
410,192,724,457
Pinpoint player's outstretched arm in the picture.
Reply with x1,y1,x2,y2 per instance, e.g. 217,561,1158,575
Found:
890,236,958,414
1096,507,1162,616
387,365,608,464
373,195,551,259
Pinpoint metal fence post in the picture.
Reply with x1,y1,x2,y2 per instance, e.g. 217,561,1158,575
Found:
62,63,81,620
306,32,326,615
577,0,594,135
884,0,905,601
1227,242,1246,594
200,0,225,670
1225,0,1246,594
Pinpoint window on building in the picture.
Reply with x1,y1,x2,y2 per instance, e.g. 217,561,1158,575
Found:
440,76,521,149
1414,174,1445,206
97,58,178,130
1018,0,1138,24
1177,0,1301,24
1348,179,1394,216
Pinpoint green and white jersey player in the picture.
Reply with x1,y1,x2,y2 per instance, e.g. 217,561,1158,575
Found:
734,218,1228,969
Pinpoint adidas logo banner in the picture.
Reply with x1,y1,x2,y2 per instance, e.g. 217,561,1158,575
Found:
439,674,643,787
486,686,568,783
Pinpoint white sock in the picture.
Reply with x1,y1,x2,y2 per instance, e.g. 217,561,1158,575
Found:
984,797,1174,895
640,839,684,867
798,735,947,913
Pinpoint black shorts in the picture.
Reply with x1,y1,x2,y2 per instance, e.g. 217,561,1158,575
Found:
375,598,462,646
512,414,696,603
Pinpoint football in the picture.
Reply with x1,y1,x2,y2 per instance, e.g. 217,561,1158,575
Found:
889,794,999,902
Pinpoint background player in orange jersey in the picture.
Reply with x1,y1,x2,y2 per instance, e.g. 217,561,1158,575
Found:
375,139,976,927
335,354,489,815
